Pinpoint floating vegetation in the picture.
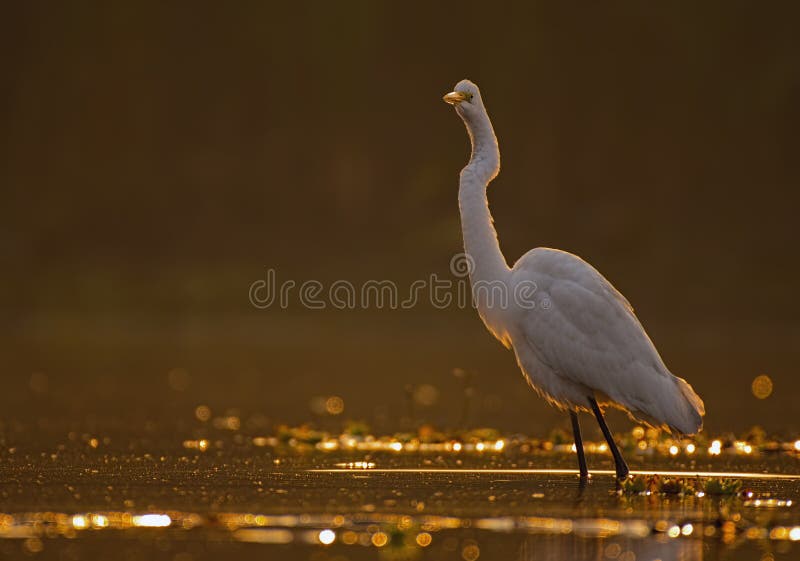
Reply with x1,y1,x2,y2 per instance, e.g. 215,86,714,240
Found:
621,474,744,497
704,477,743,496
620,474,745,496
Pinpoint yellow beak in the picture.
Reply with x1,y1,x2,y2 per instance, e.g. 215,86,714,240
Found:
443,91,467,105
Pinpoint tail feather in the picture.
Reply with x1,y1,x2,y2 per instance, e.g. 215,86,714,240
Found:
668,376,705,435
616,371,705,436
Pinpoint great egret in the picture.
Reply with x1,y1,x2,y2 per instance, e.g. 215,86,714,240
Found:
443,79,705,481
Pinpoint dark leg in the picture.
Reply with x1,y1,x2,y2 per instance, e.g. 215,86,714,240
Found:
588,397,629,480
569,410,588,481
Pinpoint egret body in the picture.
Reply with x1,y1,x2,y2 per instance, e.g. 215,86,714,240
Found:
443,80,705,480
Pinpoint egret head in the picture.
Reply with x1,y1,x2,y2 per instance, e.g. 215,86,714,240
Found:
442,79,485,120
443,79,498,177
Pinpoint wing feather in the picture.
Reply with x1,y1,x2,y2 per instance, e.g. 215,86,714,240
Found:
511,248,669,410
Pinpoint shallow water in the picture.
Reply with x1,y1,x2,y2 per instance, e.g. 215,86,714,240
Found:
0,433,798,561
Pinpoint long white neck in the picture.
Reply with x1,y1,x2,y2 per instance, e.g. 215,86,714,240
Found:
457,104,510,290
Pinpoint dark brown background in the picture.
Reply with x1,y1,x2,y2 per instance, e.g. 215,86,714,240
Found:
2,2,798,436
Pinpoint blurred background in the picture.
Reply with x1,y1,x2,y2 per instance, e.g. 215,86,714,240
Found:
1,2,798,437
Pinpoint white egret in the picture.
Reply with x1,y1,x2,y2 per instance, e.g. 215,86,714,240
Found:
443,79,705,480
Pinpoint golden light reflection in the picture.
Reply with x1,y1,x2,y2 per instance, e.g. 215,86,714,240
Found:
319,467,800,479
751,375,773,399
341,530,358,544
334,461,375,469
253,436,274,447
132,514,171,528
0,509,796,550
318,529,335,544
234,528,293,544
667,525,680,538
182,439,210,451
250,426,795,459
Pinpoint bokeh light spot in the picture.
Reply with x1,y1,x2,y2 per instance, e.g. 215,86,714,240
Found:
325,396,345,415
195,405,211,422
318,529,335,545
23,538,43,554
604,543,621,558
462,542,480,561
132,514,171,527
413,384,439,406
667,525,680,538
751,375,773,399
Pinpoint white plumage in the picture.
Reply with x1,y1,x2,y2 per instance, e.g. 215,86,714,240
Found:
510,248,704,434
444,79,705,480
